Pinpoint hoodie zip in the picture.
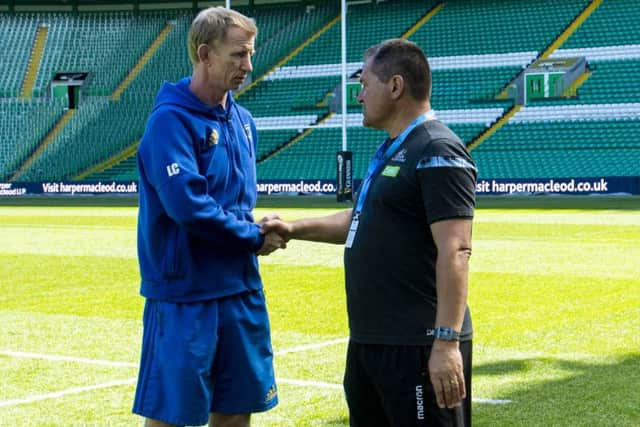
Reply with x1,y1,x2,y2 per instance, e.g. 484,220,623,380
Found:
232,103,251,209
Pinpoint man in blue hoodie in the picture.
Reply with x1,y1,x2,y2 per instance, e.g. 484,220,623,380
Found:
133,7,284,427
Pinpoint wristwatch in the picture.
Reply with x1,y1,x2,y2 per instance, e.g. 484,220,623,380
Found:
434,327,460,341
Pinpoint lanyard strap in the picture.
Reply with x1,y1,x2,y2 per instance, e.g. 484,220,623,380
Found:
354,111,435,215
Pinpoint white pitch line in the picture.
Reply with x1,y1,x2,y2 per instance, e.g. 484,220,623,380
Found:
0,350,137,368
0,378,136,408
274,337,349,355
278,378,343,390
1,346,512,406
473,398,513,405
0,338,349,365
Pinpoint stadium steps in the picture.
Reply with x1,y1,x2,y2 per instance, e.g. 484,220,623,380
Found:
561,0,640,48
401,2,443,40
562,70,592,97
236,15,340,98
20,25,48,99
258,112,335,163
82,155,138,181
75,141,139,180
10,109,76,181
467,104,522,152
539,0,604,59
111,23,174,101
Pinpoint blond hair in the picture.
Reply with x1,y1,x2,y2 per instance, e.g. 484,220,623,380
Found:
187,7,257,65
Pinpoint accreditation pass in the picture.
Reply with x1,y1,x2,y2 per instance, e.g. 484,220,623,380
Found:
345,215,359,248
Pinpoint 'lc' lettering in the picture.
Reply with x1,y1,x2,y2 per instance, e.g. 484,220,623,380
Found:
166,163,180,177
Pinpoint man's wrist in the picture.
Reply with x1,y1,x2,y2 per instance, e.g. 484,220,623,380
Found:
433,326,461,342
288,220,301,240
253,227,266,252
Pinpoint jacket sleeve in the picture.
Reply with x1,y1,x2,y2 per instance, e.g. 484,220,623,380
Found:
139,109,265,253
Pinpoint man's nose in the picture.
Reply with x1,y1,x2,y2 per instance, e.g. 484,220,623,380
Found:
241,55,253,72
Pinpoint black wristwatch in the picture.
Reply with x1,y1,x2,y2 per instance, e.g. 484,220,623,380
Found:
434,327,460,341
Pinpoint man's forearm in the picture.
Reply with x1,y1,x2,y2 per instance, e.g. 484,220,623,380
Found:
290,209,352,244
434,250,470,331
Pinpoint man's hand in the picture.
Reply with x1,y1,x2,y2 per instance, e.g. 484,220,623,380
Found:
428,341,466,409
257,213,281,227
256,231,286,256
260,219,294,242
255,214,287,256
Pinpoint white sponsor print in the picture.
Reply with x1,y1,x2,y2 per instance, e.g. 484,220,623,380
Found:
416,385,425,420
391,148,407,163
166,162,180,177
476,178,610,194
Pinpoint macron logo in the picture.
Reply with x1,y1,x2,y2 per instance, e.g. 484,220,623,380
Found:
416,385,424,420
166,162,180,177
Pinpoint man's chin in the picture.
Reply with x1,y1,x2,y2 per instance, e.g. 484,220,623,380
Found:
362,118,383,130
232,77,247,88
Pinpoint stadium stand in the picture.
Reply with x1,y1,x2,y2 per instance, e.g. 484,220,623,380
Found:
0,98,66,180
1,0,638,188
531,59,640,105
254,0,522,180
19,12,193,181
560,0,640,49
239,2,339,77
0,13,38,98
32,11,166,97
470,0,640,181
239,76,341,118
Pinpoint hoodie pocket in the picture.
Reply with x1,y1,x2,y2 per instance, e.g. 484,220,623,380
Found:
162,227,185,279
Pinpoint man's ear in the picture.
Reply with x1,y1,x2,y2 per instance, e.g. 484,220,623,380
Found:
197,44,212,66
389,75,405,100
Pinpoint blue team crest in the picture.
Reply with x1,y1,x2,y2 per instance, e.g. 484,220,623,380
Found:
208,128,219,146
243,123,253,143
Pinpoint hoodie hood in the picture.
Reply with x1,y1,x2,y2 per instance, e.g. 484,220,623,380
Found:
153,77,235,120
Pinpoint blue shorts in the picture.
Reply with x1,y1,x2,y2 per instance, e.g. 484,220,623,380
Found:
132,289,278,426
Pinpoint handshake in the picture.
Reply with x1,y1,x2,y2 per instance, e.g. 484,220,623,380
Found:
253,208,351,255
255,214,292,256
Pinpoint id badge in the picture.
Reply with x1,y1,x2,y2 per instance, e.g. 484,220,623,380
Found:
345,216,359,248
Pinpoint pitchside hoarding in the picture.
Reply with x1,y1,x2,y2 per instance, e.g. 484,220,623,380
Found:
474,177,639,196
0,176,638,197
0,181,138,196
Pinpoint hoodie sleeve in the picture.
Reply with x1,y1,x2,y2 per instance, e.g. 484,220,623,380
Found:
139,108,265,253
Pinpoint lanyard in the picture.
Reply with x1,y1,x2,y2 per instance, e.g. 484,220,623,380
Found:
354,110,435,216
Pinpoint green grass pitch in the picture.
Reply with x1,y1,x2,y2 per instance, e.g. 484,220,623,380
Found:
0,196,638,426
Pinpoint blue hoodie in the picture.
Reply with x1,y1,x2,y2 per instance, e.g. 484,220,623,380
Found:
136,77,265,302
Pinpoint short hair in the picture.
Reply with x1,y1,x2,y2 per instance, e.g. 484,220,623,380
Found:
188,7,258,65
364,38,431,101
